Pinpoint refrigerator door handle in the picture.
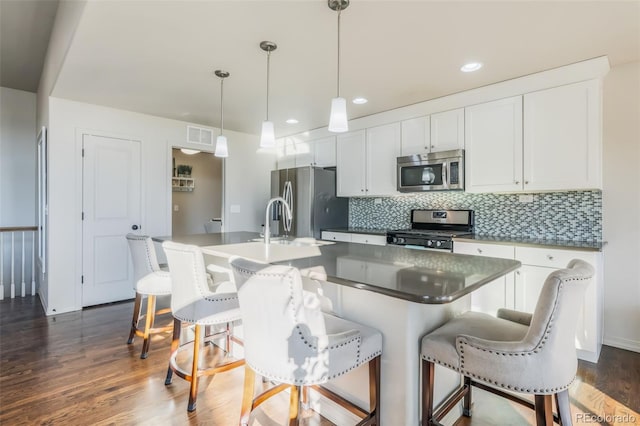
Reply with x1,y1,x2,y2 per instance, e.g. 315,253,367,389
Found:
283,181,293,234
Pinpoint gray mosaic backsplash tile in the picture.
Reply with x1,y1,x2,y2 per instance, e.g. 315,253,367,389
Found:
349,191,602,242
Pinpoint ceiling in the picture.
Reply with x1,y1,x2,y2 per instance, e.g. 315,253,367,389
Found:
3,1,640,137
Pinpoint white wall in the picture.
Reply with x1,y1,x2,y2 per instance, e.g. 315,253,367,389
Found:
602,60,640,353
0,87,36,226
44,97,274,314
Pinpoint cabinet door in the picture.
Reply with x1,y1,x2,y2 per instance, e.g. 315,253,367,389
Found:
465,96,523,193
430,108,464,152
523,80,601,191
453,242,515,314
336,130,366,197
401,116,430,156
366,123,401,196
294,140,314,167
313,136,337,167
276,138,296,169
514,265,552,313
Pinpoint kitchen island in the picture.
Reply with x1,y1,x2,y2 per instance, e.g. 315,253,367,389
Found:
155,233,521,425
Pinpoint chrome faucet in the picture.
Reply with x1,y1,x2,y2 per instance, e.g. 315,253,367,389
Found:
264,197,292,245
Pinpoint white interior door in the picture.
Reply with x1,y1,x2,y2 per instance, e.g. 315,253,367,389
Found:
82,134,141,306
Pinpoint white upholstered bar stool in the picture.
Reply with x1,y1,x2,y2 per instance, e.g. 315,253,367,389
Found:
420,259,595,426
162,241,244,412
229,256,382,426
125,234,173,359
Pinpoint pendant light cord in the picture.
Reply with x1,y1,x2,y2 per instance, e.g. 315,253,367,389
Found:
266,49,271,120
337,5,342,97
220,77,224,134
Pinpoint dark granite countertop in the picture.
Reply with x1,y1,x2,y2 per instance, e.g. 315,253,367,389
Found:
322,228,388,235
453,235,604,252
160,233,521,305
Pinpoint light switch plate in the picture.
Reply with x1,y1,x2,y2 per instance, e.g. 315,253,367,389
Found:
519,194,534,203
374,198,382,205
173,204,179,211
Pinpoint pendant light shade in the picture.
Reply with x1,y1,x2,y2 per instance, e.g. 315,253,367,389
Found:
328,97,348,132
214,70,230,158
260,120,275,148
328,0,350,133
214,135,228,157
259,41,277,148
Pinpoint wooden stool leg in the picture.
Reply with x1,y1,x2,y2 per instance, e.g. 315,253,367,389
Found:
127,293,142,344
534,394,553,426
165,318,181,385
288,385,301,426
369,356,381,425
463,375,472,417
422,359,435,426
239,365,255,426
555,390,573,426
188,324,202,412
140,295,156,359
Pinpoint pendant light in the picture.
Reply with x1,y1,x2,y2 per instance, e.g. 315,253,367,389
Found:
259,41,277,148
328,0,349,133
214,70,229,158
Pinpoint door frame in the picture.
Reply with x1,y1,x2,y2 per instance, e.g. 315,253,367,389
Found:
167,144,225,235
74,128,145,308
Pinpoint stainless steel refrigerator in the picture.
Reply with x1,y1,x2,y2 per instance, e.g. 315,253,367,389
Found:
270,166,348,239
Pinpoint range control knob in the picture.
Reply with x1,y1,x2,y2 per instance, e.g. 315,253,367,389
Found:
426,240,434,247
398,237,406,244
436,241,442,247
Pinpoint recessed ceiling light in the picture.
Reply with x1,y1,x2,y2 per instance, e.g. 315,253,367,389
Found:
352,97,368,105
461,62,483,73
285,118,299,124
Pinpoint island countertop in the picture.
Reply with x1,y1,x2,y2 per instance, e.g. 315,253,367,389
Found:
156,233,521,305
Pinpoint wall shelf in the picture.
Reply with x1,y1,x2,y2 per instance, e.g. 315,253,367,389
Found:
172,177,195,192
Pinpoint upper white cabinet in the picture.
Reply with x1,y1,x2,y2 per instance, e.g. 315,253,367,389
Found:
465,96,523,193
430,108,465,152
523,80,601,191
336,130,367,196
400,116,431,156
336,123,400,197
277,136,337,169
366,123,401,196
465,80,602,193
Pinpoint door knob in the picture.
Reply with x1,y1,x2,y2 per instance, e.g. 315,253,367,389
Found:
131,225,139,230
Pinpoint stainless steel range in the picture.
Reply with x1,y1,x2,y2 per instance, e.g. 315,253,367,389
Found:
386,209,474,252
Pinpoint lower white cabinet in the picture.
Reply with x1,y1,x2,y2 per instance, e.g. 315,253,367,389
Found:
454,241,603,362
321,231,386,246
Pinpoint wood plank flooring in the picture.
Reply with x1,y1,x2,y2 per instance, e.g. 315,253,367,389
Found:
1,296,639,425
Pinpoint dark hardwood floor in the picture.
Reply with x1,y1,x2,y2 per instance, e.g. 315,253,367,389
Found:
1,296,638,425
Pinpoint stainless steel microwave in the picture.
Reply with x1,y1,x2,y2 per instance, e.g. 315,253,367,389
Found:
397,149,464,192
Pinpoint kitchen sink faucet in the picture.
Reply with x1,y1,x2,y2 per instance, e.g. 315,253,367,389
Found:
264,197,292,245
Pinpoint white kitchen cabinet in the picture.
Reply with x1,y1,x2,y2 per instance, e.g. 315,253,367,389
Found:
400,116,431,156
336,124,400,197
366,123,401,196
455,240,603,362
277,136,337,169
430,108,465,152
336,130,367,196
465,80,602,193
312,136,337,167
465,96,523,193
453,241,515,315
523,80,601,191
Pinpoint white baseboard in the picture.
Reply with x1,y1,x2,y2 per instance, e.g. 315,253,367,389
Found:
603,336,640,354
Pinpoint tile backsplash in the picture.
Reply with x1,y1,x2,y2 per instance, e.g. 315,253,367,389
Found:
349,191,602,242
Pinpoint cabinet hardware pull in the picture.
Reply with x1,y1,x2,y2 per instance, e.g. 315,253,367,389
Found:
525,181,529,185
515,180,520,185
477,248,483,254
547,255,554,260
